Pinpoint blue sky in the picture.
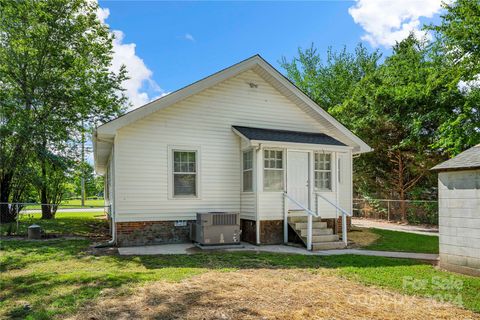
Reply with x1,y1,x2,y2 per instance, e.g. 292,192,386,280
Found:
97,0,446,109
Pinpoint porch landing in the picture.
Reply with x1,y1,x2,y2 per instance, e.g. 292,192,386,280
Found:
117,242,439,261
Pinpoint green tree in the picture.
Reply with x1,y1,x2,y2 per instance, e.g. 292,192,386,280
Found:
0,0,127,221
426,0,480,154
282,36,469,221
281,43,381,113
334,35,465,219
73,162,103,199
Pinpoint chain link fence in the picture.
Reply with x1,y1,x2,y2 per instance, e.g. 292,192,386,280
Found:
353,198,438,226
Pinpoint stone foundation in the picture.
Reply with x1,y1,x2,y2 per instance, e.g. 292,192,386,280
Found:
260,220,283,244
116,221,194,246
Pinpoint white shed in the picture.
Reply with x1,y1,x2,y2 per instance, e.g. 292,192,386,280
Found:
432,144,480,276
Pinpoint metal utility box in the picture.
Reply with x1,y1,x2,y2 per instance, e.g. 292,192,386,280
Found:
28,224,42,239
190,212,241,245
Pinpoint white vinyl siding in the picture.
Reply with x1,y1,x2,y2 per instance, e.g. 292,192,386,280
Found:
113,69,333,222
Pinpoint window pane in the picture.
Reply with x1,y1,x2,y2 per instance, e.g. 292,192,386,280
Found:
264,150,283,169
174,151,196,173
264,170,283,191
243,170,253,192
174,152,181,162
276,151,283,161
174,174,196,196
276,159,283,169
243,151,252,170
315,172,331,190
174,162,181,172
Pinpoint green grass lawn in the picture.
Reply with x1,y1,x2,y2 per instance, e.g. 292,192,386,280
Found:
349,227,439,254
0,214,477,319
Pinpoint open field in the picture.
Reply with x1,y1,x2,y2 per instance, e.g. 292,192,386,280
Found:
0,213,478,319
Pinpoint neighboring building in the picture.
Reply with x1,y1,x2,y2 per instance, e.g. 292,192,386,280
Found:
93,55,372,249
431,145,480,276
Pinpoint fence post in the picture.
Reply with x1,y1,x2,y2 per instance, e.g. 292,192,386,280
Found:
16,203,19,234
387,200,390,221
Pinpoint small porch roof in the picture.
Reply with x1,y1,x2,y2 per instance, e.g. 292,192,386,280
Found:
232,126,346,147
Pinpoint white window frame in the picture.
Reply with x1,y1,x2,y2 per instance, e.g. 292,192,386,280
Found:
242,149,254,193
263,148,284,192
168,145,201,199
314,152,332,191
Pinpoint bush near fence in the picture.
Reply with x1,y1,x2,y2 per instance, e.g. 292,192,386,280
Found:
353,199,438,226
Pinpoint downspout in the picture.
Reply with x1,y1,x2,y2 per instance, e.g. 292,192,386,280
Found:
254,143,262,245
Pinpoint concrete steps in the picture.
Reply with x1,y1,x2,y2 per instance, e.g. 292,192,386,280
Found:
288,212,345,251
294,222,327,229
312,241,346,250
299,228,333,236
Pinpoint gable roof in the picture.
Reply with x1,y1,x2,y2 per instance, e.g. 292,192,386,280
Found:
233,126,346,146
431,144,480,172
94,55,372,173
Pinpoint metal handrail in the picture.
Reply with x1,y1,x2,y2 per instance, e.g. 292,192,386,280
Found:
283,192,318,217
316,193,350,246
316,193,352,217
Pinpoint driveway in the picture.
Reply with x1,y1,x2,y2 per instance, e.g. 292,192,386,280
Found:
352,218,438,236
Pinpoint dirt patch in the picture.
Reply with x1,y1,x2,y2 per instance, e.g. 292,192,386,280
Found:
347,227,381,248
71,269,477,320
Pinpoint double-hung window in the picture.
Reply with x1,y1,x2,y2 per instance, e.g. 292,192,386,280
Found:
173,150,197,197
315,153,332,191
242,150,253,192
263,149,284,191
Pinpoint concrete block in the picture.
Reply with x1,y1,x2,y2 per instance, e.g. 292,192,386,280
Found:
456,227,480,239
438,225,457,236
445,253,467,266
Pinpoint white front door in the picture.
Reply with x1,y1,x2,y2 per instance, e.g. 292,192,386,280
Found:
287,151,309,210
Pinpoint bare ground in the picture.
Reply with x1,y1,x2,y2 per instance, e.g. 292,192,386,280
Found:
71,269,478,320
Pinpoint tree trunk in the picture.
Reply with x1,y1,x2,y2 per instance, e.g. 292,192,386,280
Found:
0,174,17,223
397,153,407,222
40,157,54,219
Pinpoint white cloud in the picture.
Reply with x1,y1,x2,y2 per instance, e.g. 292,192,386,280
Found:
96,4,164,109
184,33,195,42
348,0,446,47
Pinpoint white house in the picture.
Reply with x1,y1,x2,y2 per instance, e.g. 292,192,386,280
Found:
93,55,372,250
432,145,480,276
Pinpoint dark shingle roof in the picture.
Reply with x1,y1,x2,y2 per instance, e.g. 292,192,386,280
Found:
431,144,480,171
233,126,346,146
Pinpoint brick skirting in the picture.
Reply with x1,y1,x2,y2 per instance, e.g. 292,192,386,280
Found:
323,216,351,234
116,221,194,246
